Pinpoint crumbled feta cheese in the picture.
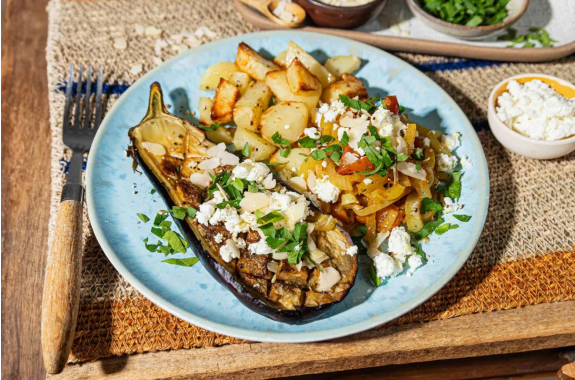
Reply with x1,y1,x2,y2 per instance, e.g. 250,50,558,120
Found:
407,255,423,273
436,153,458,173
196,202,216,225
441,132,460,151
363,178,373,185
315,100,346,124
443,197,463,214
284,124,290,129
248,240,274,255
346,245,358,256
388,226,414,262
322,161,327,168
370,106,393,129
460,155,473,168
214,233,224,244
220,239,240,262
235,238,246,249
232,160,270,183
269,192,293,211
312,175,340,203
496,79,575,140
304,127,320,139
373,252,402,278
423,137,431,147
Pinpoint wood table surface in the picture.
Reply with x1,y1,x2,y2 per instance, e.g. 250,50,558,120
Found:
2,0,574,379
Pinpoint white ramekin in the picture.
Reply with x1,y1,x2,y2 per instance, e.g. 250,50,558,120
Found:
488,73,575,160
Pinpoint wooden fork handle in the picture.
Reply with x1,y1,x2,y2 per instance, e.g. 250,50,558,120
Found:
41,194,84,374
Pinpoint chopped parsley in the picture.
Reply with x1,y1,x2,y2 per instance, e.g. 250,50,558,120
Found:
271,132,291,158
369,264,382,287
413,218,445,240
339,94,375,112
453,214,472,222
498,27,556,48
419,0,510,27
137,213,150,223
198,123,220,131
161,257,199,267
421,198,443,217
242,143,250,158
150,189,157,194
300,132,349,163
435,223,451,235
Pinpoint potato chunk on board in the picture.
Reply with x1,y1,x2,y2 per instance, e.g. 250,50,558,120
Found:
211,78,241,124
259,101,309,144
265,70,321,112
233,81,272,132
236,42,280,81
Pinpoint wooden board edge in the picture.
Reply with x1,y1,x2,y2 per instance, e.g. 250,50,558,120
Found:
233,0,575,63
49,301,575,380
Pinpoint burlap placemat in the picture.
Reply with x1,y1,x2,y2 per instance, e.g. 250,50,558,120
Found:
46,0,575,363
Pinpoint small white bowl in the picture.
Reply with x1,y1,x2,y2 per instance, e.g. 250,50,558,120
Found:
488,73,575,160
406,0,528,40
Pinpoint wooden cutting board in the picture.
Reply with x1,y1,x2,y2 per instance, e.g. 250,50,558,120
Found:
234,0,575,62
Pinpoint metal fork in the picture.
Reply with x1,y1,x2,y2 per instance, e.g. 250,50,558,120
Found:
41,64,104,374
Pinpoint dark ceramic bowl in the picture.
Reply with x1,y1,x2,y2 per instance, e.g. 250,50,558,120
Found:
294,0,387,29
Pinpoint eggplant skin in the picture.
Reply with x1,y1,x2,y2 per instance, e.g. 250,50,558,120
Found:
129,82,358,324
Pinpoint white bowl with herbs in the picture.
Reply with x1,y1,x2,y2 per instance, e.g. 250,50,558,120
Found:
406,0,529,40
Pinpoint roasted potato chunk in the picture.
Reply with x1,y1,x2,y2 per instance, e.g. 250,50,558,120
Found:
211,78,241,124
236,42,279,81
199,62,253,95
198,96,214,126
286,57,321,95
259,101,308,144
273,49,288,68
233,81,272,132
321,73,367,104
324,55,361,78
265,70,321,112
232,127,277,161
269,147,311,172
285,41,335,88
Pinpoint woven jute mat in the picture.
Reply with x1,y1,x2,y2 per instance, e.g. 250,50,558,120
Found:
46,0,575,363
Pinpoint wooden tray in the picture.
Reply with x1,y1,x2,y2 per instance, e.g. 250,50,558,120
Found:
234,0,575,62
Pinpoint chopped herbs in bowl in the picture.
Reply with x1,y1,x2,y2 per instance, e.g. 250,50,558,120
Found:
406,0,529,40
417,0,511,27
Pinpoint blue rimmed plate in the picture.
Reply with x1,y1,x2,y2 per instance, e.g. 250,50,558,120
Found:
86,31,489,343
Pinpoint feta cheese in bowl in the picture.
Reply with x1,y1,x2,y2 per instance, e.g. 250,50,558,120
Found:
488,74,575,160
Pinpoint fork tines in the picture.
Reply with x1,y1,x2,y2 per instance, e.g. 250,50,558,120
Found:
63,64,104,130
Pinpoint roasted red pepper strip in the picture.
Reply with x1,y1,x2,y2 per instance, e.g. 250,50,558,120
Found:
337,156,375,175
383,95,400,115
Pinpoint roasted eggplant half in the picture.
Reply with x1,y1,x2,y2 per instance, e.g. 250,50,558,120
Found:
128,83,358,324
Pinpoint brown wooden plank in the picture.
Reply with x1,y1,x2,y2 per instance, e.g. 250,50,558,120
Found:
50,301,575,380
1,0,575,379
286,348,570,380
1,0,51,379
